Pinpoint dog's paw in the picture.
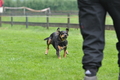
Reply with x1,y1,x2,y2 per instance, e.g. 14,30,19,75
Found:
58,57,61,59
45,53,48,55
66,53,69,55
66,51,69,55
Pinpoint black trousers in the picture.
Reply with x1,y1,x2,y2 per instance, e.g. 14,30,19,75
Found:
77,0,120,70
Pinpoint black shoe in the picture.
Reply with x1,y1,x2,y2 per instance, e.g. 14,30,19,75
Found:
85,69,97,77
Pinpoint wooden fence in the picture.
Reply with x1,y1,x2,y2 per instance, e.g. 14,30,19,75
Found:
0,13,114,30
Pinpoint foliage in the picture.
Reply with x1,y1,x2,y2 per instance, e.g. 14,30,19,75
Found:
4,0,78,12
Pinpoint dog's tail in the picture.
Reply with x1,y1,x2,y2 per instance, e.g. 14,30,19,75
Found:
44,37,49,40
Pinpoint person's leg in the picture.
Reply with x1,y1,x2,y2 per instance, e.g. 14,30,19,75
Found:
101,0,120,68
77,0,106,77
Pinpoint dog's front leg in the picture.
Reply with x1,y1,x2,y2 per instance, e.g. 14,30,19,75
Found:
63,46,69,58
54,43,61,59
63,47,67,57
56,50,61,59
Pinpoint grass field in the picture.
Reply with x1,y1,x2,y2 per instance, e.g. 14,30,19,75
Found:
0,24,118,80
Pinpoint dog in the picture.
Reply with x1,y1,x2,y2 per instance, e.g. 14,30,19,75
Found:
44,28,69,59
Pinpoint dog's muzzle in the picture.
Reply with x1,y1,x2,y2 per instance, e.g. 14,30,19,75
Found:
63,35,67,39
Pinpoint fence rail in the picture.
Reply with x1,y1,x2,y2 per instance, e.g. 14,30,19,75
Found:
2,21,79,28
0,13,114,30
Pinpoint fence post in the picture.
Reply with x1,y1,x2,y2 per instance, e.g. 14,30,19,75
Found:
0,13,2,27
23,8,26,15
46,13,49,29
26,14,28,28
67,13,70,28
11,14,13,27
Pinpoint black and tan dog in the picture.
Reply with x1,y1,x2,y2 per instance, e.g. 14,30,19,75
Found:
44,28,69,59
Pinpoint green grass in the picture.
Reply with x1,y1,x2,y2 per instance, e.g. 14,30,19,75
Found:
0,24,118,80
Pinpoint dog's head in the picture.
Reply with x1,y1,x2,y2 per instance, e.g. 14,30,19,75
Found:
57,28,69,41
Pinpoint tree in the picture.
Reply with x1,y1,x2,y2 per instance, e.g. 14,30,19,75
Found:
3,0,78,12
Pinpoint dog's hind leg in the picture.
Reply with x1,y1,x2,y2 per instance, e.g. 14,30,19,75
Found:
45,39,51,55
45,45,49,55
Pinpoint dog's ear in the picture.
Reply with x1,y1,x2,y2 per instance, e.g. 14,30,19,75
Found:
56,28,60,34
66,28,69,32
57,28,60,32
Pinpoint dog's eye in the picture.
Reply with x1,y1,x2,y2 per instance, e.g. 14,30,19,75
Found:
61,33,64,35
66,33,68,35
